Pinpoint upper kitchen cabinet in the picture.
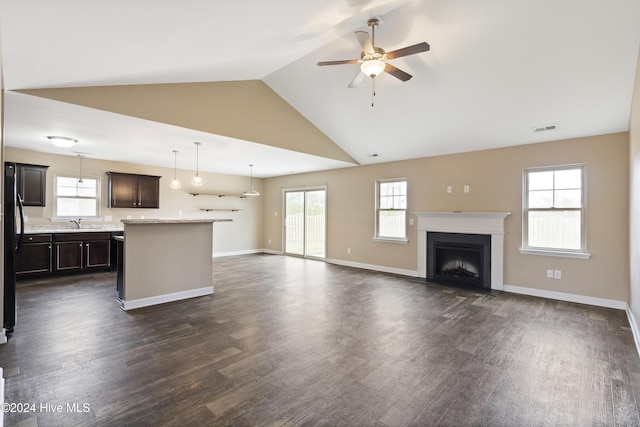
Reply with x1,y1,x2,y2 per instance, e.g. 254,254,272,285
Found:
107,172,161,208
17,163,49,206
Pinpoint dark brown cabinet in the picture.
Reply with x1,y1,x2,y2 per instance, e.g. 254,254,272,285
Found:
54,233,111,272
107,172,160,208
16,234,52,276
17,163,48,206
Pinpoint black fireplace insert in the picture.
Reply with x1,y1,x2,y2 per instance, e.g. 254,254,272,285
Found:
427,232,491,289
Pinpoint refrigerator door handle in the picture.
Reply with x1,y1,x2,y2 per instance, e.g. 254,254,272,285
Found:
17,193,25,255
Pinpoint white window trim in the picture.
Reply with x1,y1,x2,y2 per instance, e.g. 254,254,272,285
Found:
520,164,590,259
53,174,102,219
374,178,409,244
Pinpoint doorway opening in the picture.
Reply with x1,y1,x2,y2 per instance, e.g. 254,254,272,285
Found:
284,188,326,258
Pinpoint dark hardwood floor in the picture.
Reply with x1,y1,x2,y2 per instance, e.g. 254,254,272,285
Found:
1,254,639,426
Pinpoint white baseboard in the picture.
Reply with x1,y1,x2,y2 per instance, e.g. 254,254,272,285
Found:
625,305,640,358
503,284,627,310
213,249,263,258
325,258,418,277
119,286,214,311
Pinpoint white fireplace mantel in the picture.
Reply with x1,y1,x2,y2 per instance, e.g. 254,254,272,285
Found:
413,212,510,290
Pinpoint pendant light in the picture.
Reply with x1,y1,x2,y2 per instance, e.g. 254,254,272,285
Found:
243,164,260,197
190,141,203,187
169,150,181,189
77,154,84,184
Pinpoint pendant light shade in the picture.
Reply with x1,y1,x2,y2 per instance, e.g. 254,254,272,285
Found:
169,150,181,190
190,142,203,187
243,164,260,197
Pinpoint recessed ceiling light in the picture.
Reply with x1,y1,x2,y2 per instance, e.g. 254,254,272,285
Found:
47,136,78,148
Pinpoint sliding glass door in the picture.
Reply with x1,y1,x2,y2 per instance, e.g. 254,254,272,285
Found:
284,188,326,258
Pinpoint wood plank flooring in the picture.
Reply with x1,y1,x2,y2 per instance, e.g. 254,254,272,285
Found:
1,253,639,426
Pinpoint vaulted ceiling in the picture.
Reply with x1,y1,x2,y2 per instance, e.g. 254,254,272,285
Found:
1,0,639,178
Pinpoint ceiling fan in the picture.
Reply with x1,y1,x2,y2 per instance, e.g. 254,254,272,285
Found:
317,18,430,105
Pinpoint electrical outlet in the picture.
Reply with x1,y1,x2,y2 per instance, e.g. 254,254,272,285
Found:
274,211,278,217
347,248,351,254
546,269,554,278
464,185,470,193
554,270,562,279
268,239,271,244
126,215,132,219
409,218,414,226
447,186,452,193
23,215,28,222
140,215,145,219
104,215,112,222
178,210,183,217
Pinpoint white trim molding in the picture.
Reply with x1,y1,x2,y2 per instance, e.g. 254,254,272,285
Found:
625,305,640,358
503,284,627,310
325,258,417,277
119,286,213,311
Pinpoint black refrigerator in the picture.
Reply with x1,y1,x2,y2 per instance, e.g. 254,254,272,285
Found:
4,162,25,334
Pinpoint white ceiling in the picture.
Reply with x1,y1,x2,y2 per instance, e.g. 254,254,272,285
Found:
1,0,639,178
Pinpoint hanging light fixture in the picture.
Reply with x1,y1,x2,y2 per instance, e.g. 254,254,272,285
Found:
77,154,84,184
243,164,260,197
47,136,78,148
190,142,203,187
169,150,182,189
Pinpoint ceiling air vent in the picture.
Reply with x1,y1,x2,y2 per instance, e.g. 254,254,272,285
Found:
533,123,558,133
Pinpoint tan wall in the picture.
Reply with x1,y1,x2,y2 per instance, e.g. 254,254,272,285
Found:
630,48,640,320
264,133,630,301
5,147,264,255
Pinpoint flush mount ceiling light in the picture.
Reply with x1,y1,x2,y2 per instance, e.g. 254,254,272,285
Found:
190,142,203,187
243,164,260,197
169,150,182,190
47,136,78,148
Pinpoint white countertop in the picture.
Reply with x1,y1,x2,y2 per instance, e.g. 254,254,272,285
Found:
23,224,124,234
121,218,232,225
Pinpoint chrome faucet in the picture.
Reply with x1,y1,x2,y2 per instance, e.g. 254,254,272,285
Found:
70,218,82,229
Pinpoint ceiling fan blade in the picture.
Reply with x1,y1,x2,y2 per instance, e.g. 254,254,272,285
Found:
317,59,359,66
384,63,412,82
348,72,366,88
386,42,430,59
355,31,374,53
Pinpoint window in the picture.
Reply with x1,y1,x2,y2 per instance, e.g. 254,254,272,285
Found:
375,178,407,242
55,176,99,218
522,165,589,258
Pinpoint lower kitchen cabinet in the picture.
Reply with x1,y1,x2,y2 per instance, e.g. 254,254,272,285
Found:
16,234,52,276
54,233,112,273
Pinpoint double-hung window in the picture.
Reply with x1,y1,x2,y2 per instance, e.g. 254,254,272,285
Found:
375,178,408,242
55,175,100,218
522,165,589,258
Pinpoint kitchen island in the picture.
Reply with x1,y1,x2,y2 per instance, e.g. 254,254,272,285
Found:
118,218,232,310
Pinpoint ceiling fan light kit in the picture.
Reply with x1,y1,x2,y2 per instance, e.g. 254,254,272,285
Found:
317,17,430,106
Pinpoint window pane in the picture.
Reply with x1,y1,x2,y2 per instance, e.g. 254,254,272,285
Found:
528,171,553,190
380,196,393,209
528,210,581,250
554,189,581,208
379,210,406,238
528,190,553,208
555,169,581,189
57,198,97,217
57,186,77,197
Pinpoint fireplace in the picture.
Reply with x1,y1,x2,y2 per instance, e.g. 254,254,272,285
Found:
414,212,509,291
427,232,491,289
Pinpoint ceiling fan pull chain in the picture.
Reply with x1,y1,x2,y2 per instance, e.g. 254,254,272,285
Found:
371,78,376,107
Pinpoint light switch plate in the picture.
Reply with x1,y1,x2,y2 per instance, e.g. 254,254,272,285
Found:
464,185,470,193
